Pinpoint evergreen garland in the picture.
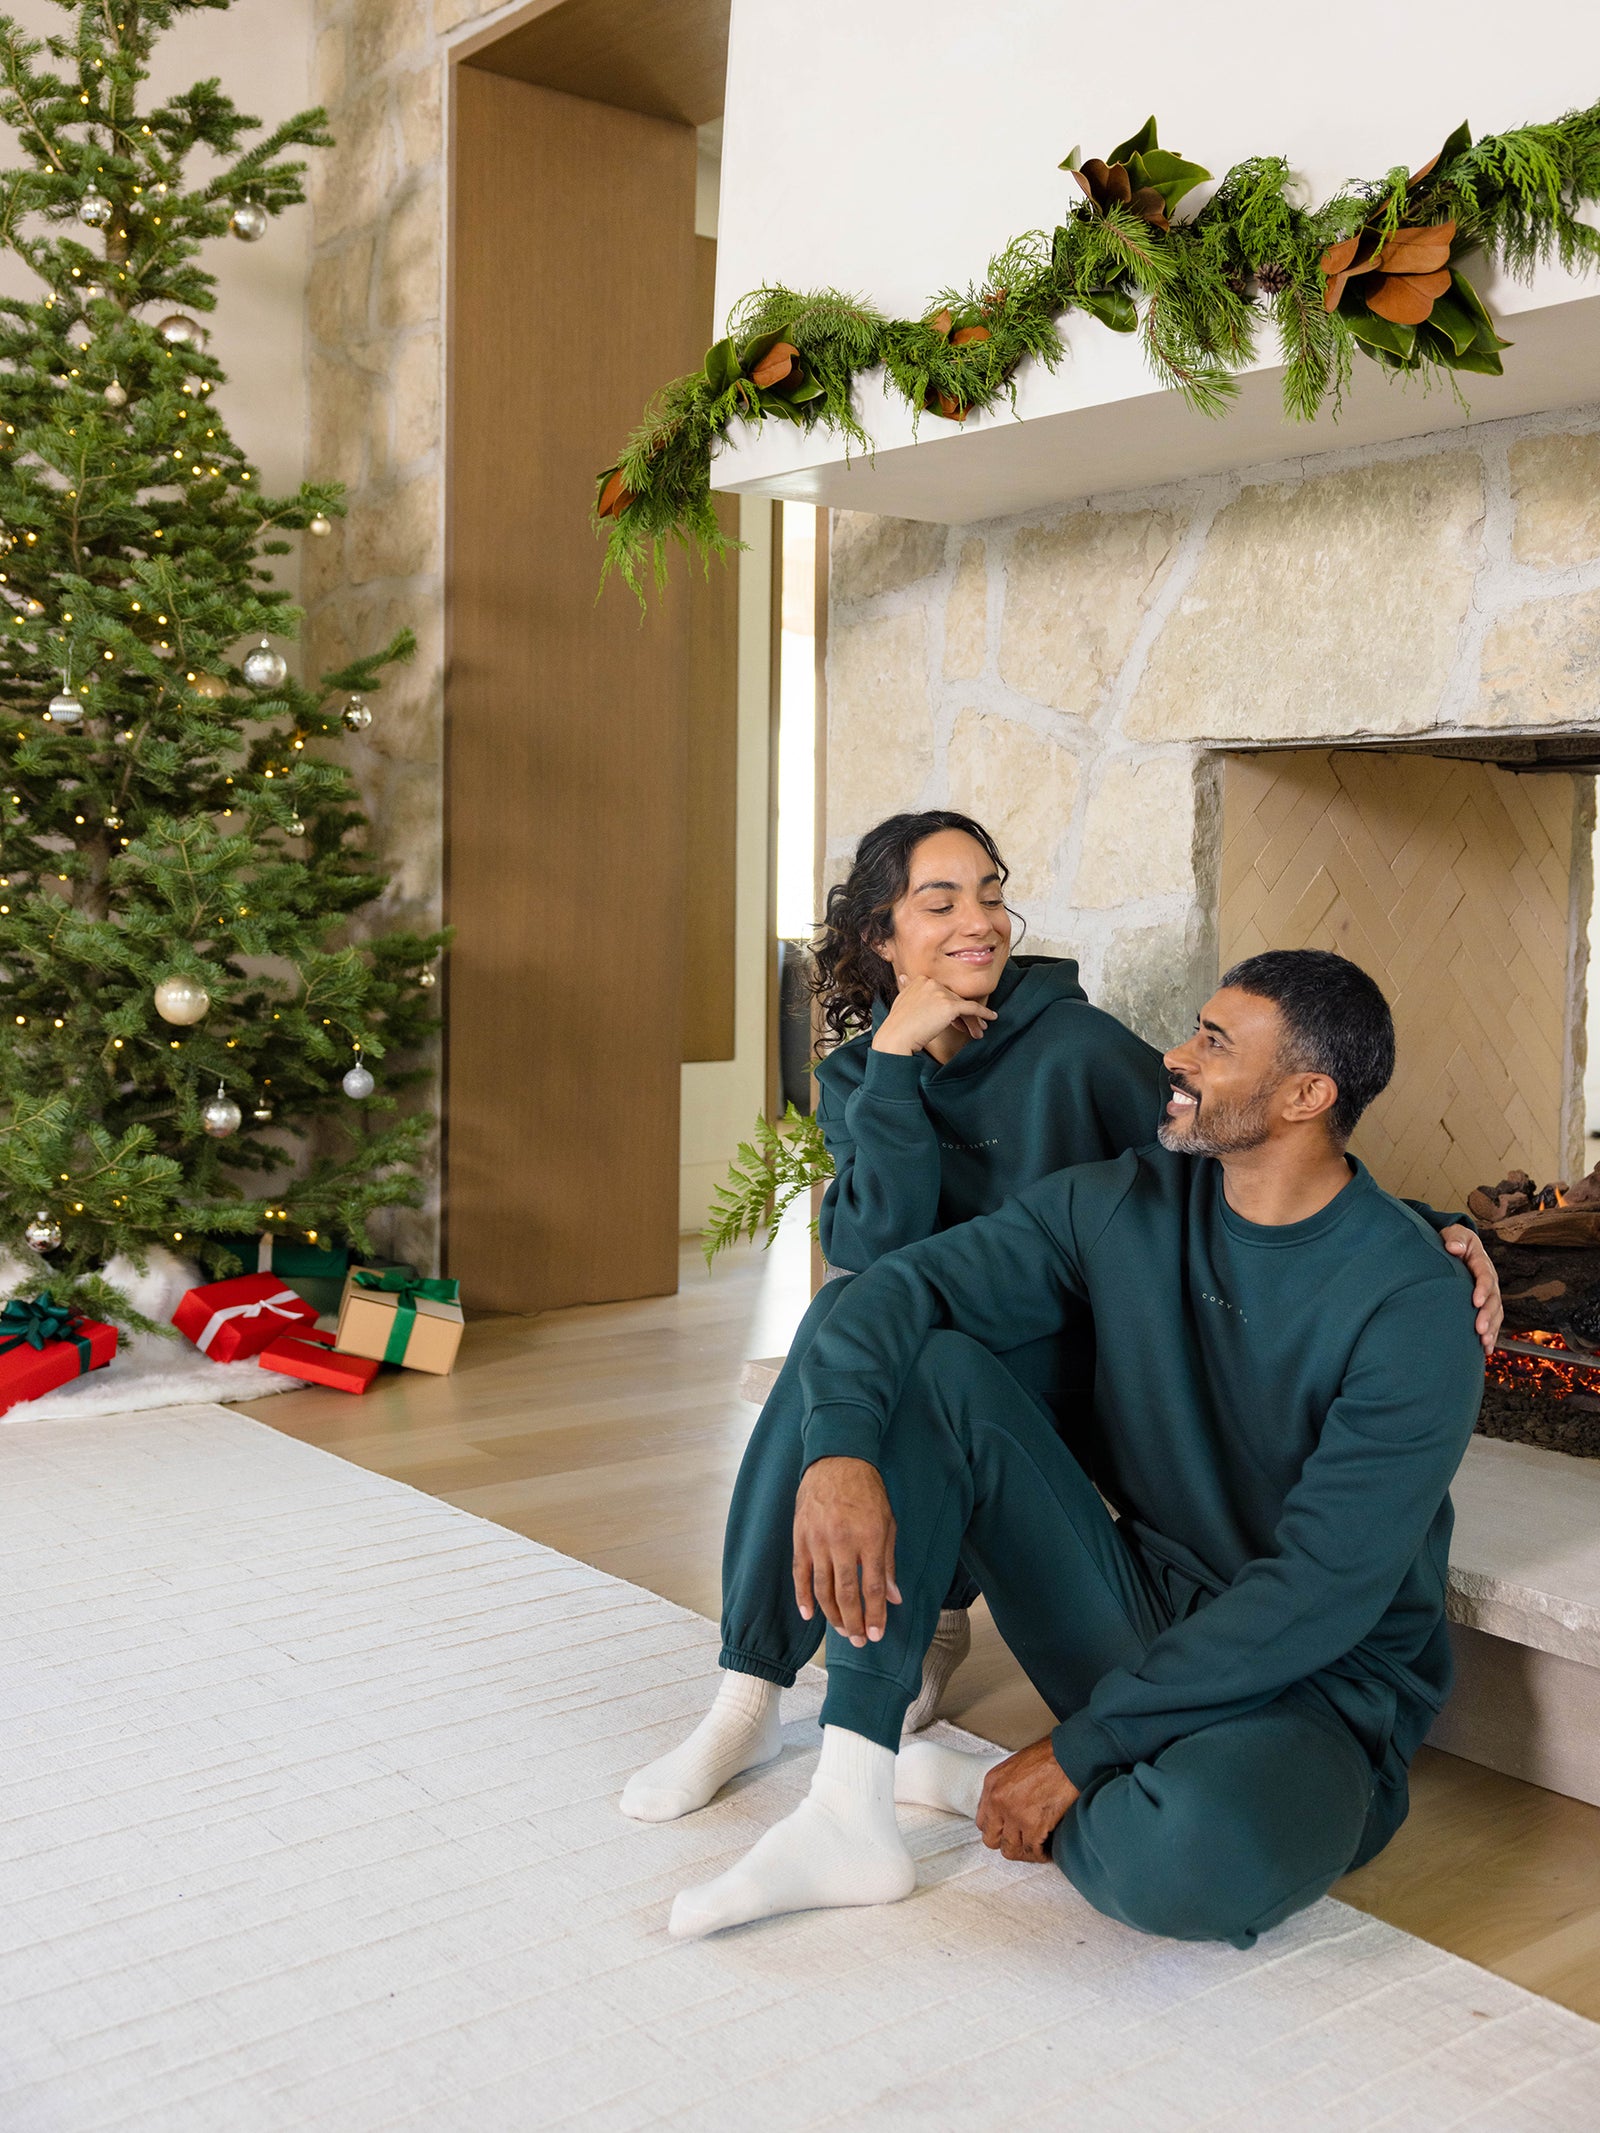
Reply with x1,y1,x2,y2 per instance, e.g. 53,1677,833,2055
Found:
597,104,1600,601
0,1,445,1327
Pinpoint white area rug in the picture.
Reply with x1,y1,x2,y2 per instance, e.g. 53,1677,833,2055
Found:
4,1406,1599,2133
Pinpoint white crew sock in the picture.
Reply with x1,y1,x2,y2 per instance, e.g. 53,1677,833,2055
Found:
894,1738,1008,1819
668,1726,916,1939
900,1607,973,1735
620,1670,783,1823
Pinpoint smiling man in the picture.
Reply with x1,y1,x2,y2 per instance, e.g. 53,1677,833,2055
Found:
667,949,1487,1946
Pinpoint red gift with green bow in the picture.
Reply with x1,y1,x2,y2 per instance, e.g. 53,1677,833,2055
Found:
0,1294,118,1416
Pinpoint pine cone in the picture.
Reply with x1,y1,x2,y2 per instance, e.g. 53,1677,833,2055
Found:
1223,269,1252,298
1255,263,1293,295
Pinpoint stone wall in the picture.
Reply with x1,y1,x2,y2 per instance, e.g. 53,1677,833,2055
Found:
826,404,1600,1049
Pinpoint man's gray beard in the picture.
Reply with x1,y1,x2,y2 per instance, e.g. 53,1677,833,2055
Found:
1157,1087,1275,1156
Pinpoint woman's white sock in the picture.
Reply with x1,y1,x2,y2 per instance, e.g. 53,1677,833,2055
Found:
894,1738,1008,1819
900,1607,973,1735
619,1670,782,1823
668,1726,915,1939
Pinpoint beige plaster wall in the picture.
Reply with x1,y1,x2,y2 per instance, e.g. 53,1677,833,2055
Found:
826,403,1600,1052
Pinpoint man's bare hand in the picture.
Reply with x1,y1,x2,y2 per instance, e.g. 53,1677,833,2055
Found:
976,1737,1081,1863
793,1457,901,1648
1441,1224,1502,1356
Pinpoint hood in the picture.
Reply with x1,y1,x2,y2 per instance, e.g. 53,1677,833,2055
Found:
865,953,1088,1079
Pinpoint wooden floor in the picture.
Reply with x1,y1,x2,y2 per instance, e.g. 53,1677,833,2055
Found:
239,1224,1600,2025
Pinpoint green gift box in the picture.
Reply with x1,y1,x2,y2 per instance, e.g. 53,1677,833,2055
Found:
212,1234,411,1319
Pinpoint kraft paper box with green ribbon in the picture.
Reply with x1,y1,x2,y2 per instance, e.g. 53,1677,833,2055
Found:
335,1267,463,1376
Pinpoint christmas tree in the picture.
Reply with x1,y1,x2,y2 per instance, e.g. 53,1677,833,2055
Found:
0,0,443,1326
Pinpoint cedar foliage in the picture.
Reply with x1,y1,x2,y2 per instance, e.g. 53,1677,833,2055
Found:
598,103,1600,602
0,0,444,1327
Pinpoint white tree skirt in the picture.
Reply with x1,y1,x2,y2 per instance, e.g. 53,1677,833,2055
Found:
0,1243,306,1421
4,1403,1599,2133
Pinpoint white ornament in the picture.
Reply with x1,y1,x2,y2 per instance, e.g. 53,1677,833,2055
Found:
202,1087,243,1138
103,377,127,409
78,190,112,228
342,1061,375,1100
46,688,83,726
242,639,287,690
154,974,210,1025
157,312,201,348
229,201,268,242
307,514,332,537
24,1210,62,1251
342,695,371,732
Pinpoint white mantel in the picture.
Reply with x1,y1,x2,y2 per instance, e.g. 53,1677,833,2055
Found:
711,0,1600,521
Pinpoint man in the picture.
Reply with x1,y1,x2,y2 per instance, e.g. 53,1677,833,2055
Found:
666,950,1486,1945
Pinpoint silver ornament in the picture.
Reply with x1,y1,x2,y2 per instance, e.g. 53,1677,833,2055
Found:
202,1087,243,1139
342,1061,375,1100
157,313,201,348
0,528,13,552
251,1098,274,1122
307,514,332,537
103,378,127,409
104,812,122,829
229,201,268,242
242,639,287,691
341,695,372,733
78,190,113,228
418,969,437,989
46,688,83,726
24,1210,62,1251
287,815,305,837
154,973,210,1025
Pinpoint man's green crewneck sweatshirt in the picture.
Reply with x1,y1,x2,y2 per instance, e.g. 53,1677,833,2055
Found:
798,1147,1486,1838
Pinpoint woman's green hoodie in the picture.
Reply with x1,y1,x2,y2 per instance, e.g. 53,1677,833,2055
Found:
813,955,1167,1274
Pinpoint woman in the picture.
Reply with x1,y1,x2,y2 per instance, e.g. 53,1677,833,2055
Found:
622,810,1498,1823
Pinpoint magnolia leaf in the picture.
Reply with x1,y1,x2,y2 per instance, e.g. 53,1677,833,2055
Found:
784,372,826,405
1447,267,1509,350
1107,116,1159,166
1445,340,1508,375
1421,289,1480,355
1076,285,1138,332
1135,147,1212,214
1057,144,1081,172
703,336,742,394
738,327,789,368
1344,306,1417,359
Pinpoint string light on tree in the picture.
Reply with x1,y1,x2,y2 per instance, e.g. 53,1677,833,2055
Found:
153,974,210,1025
242,638,286,690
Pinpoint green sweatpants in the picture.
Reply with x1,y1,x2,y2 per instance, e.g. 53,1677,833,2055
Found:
811,1329,1385,1948
720,1278,981,1685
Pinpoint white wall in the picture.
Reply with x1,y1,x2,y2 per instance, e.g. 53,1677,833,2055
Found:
0,0,312,580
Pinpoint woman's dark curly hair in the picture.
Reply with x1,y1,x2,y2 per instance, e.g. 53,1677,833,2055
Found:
809,810,1011,1049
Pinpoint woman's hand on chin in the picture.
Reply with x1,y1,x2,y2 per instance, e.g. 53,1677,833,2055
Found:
873,972,997,1056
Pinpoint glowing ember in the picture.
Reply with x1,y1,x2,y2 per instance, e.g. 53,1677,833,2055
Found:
1488,1327,1597,1402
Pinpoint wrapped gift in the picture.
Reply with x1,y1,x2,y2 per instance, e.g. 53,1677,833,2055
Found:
172,1272,318,1362
0,1295,117,1417
335,1267,463,1376
258,1327,383,1395
210,1232,370,1317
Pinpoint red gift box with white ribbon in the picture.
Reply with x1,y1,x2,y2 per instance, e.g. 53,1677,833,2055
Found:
171,1272,318,1363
